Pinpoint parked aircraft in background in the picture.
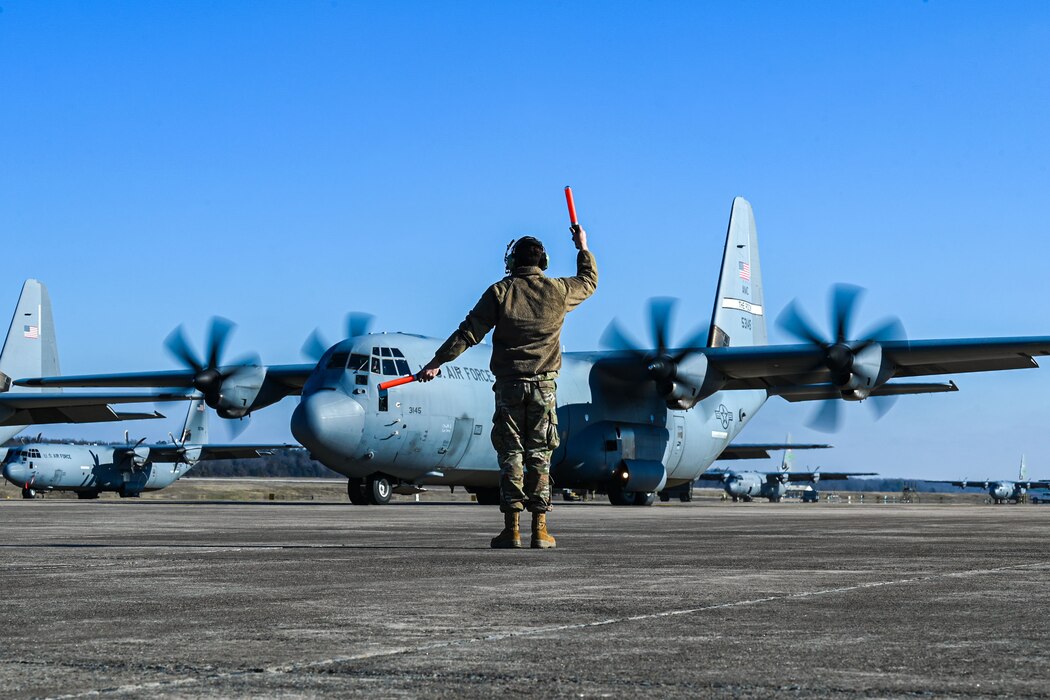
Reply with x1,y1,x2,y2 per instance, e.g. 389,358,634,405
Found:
18,198,1050,506
2,398,296,499
696,443,875,502
943,456,1050,504
0,279,189,456
658,439,831,501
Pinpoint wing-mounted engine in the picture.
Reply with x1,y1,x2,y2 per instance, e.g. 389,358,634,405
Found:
599,298,723,410
827,340,896,401
115,433,149,472
777,284,907,430
649,353,727,410
165,317,271,419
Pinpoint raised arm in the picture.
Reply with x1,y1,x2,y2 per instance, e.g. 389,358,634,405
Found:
417,285,500,381
564,225,597,311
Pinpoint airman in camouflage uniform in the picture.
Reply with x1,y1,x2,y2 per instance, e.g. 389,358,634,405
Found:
418,227,597,549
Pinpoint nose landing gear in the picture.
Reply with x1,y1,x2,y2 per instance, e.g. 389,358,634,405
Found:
347,475,393,505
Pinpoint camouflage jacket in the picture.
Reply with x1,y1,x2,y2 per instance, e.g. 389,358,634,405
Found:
432,250,598,380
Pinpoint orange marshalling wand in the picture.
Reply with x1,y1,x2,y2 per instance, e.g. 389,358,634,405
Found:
564,186,578,225
377,375,416,391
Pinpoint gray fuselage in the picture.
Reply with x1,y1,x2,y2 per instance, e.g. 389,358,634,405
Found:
2,444,192,496
291,334,768,492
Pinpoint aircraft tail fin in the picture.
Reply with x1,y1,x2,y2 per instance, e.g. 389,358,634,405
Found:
1019,454,1027,482
180,398,209,446
0,279,60,391
780,434,795,473
708,197,766,348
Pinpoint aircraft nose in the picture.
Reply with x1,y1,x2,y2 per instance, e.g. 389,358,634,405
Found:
291,390,366,466
3,462,27,486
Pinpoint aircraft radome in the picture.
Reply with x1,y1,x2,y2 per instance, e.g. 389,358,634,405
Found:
17,198,1050,506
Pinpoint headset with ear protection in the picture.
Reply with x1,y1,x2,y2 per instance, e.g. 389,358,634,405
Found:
504,236,549,272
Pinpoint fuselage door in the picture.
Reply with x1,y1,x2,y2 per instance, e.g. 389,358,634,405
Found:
665,413,686,475
437,417,476,469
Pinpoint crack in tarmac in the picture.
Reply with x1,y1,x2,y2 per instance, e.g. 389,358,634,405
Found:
46,561,1050,699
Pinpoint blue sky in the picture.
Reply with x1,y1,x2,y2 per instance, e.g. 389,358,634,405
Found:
1,1,1048,480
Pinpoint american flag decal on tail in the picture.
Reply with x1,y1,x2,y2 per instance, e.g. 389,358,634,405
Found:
23,325,39,339
738,261,751,282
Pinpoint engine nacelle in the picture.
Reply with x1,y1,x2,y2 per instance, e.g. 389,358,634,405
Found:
213,366,267,419
657,354,727,410
612,459,667,493
837,342,893,401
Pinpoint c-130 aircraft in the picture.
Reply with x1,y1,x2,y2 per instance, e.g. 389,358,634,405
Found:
19,198,1050,506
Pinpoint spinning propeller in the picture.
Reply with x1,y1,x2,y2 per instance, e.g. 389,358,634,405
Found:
776,284,907,432
599,298,717,408
302,312,375,362
164,317,260,436
122,430,149,470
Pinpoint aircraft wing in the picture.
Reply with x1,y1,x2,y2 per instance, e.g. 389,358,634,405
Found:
701,337,1050,390
15,363,315,392
0,391,190,426
1022,481,1050,489
785,471,877,482
771,381,958,402
717,443,831,460
146,444,301,462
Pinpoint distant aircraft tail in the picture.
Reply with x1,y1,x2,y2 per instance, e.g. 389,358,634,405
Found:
708,197,766,348
1019,454,1027,482
180,398,209,446
0,280,60,443
780,434,795,473
0,279,59,391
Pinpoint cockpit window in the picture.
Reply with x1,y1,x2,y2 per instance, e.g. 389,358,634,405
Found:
326,352,350,370
348,354,369,372
370,347,410,376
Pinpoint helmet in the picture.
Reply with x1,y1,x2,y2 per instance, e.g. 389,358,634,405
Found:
504,236,548,272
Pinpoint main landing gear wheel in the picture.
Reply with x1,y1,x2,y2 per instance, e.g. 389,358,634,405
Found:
21,487,36,499
473,488,500,506
607,486,656,506
367,475,392,505
77,491,100,500
347,477,368,505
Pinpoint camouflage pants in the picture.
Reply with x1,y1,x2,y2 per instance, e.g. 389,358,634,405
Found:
491,379,560,513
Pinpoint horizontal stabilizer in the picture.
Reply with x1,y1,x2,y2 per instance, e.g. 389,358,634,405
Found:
718,443,831,460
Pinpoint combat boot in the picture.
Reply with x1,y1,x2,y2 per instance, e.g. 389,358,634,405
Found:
490,511,522,549
530,512,556,549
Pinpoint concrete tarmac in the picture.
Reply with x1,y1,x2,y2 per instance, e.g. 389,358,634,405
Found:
1,500,1048,698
